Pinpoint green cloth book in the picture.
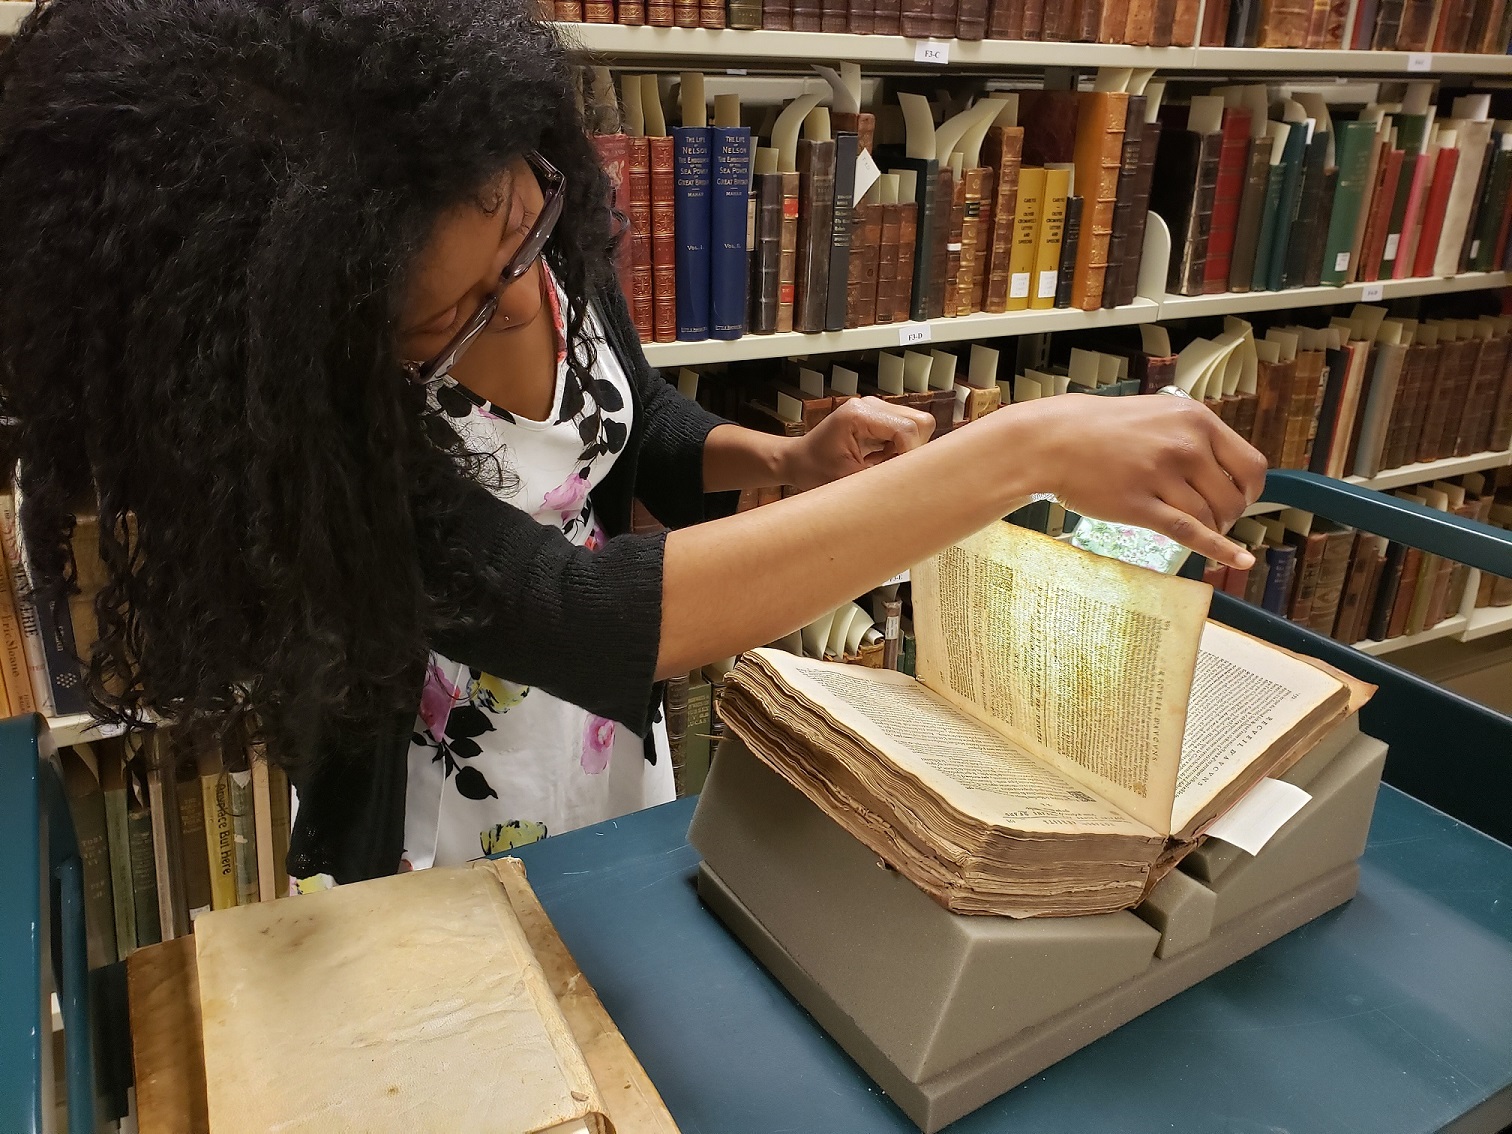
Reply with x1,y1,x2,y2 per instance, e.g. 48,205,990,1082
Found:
1250,153,1290,292
1320,120,1379,286
1265,121,1311,292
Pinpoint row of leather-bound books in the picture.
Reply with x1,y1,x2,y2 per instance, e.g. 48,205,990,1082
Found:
547,0,1512,51
1202,467,1512,645
1157,87,1512,298
588,70,1162,345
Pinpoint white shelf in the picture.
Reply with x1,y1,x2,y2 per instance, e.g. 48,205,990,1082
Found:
639,298,1159,367
1157,271,1509,320
45,713,125,748
1354,614,1469,656
557,24,1512,74
1461,603,1512,642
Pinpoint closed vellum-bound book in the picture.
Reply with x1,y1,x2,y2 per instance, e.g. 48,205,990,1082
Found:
719,522,1366,918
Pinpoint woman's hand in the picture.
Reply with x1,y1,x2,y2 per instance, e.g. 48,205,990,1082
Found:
779,396,936,491
1026,393,1268,570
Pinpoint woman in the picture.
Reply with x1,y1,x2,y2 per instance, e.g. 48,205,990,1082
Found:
0,0,1264,883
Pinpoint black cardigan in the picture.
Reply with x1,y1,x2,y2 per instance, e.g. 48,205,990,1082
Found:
285,283,733,884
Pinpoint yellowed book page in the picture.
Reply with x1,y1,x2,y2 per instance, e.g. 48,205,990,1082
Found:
750,649,1154,837
195,866,609,1134
911,522,1209,835
1171,621,1345,831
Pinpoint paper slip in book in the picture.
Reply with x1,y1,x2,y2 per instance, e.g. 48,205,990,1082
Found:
719,521,1373,917
194,860,643,1134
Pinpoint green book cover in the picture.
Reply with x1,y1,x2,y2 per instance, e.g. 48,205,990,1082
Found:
59,747,117,968
126,767,162,950
101,752,136,962
1321,120,1379,285
684,674,713,797
176,760,214,919
1469,136,1512,272
1281,131,1329,289
1250,161,1289,292
1266,122,1311,292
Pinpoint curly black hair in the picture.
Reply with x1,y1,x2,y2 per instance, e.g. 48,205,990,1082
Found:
0,0,618,760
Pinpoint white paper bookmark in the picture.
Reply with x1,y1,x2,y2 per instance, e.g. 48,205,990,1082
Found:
1205,779,1312,855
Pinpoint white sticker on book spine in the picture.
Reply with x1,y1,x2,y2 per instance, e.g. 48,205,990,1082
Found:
1009,272,1031,298
1362,282,1384,302
1037,270,1057,298
914,40,950,64
899,323,933,346
1206,778,1312,855
1383,233,1400,261
1407,52,1432,71
853,148,882,204
1334,251,1350,273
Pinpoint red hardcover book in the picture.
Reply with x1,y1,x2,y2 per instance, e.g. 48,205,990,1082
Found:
1359,148,1404,284
1411,148,1460,278
1203,108,1253,294
555,0,585,18
584,0,616,19
625,137,655,342
648,135,678,344
617,0,646,23
674,0,700,25
700,0,728,23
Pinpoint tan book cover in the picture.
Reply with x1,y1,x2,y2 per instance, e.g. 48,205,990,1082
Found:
1070,91,1129,311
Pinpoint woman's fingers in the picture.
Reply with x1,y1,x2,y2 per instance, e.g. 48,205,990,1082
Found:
1143,501,1255,571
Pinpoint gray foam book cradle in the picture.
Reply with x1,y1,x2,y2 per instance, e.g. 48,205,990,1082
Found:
690,717,1387,1133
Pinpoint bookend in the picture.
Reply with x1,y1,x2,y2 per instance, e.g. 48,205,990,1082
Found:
690,718,1386,1133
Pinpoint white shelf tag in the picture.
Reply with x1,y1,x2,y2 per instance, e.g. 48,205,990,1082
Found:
725,68,748,75
882,570,910,586
914,40,950,64
1407,52,1432,71
1362,282,1384,302
899,323,933,346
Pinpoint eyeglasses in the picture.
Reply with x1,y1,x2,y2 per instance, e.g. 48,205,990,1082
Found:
403,151,566,385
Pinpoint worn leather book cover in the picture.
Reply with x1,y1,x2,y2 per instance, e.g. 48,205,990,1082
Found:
988,0,1027,36
1428,0,1468,49
585,0,616,21
1302,0,1331,44
831,112,877,156
1301,166,1336,287
647,0,674,23
1412,338,1450,462
874,0,903,33
932,0,961,35
900,0,934,35
616,0,647,22
1099,0,1133,38
825,133,858,332
953,167,989,315
674,0,700,25
1451,334,1493,455
1357,147,1404,285
1385,545,1424,641
943,170,969,316
926,165,955,320
749,171,783,335
1364,541,1406,642
777,171,801,333
1321,0,1351,43
873,153,940,323
648,135,678,343
1283,348,1325,469
1427,335,1469,458
818,0,848,27
1258,0,1311,44
1471,330,1510,452
1173,0,1202,40
1111,118,1162,306
872,202,903,326
1492,347,1512,450
1068,92,1128,309
1201,0,1232,39
792,0,822,30
1055,195,1084,308
845,0,876,32
958,0,990,36
893,200,918,323
624,137,655,341
1152,106,1222,297
845,201,881,328
1229,144,1272,292
1072,0,1105,38
1329,535,1369,645
1287,528,1329,625
1125,0,1156,40
1380,340,1426,471
1280,132,1330,289
1023,0,1048,36
1203,108,1253,294
727,0,761,25
1103,95,1147,309
761,0,793,28
1150,0,1179,42
555,0,585,20
971,168,996,313
1370,0,1405,42
1043,0,1078,36
794,138,836,333
981,125,1025,313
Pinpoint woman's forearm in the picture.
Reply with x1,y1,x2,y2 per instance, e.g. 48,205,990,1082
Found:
700,422,796,492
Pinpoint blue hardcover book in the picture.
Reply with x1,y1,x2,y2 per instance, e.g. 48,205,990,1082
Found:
672,125,712,341
1261,543,1298,615
710,124,753,341
1264,122,1310,293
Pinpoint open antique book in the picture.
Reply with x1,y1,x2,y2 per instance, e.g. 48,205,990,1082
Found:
719,521,1373,917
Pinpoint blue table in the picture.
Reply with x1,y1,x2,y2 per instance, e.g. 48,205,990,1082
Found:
513,788,1512,1134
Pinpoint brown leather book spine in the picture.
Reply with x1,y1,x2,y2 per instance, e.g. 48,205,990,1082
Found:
617,0,647,21
1103,95,1146,310
1125,0,1157,41
700,0,728,23
1303,0,1330,45
1308,526,1357,635
1228,145,1271,293
649,136,678,344
989,0,1027,35
749,171,784,335
1386,547,1424,640
1258,0,1312,43
1448,337,1485,456
958,0,990,36
982,126,1025,313
555,0,585,19
1371,0,1404,44
1073,0,1105,38
1323,0,1351,44
848,0,877,33
847,202,883,328
1099,0,1133,37
893,202,918,323
1233,391,1259,443
832,113,876,157
874,0,902,33
674,0,701,24
761,0,793,27
1287,531,1329,624
1416,342,1452,463
871,203,901,326
971,168,996,314
585,0,616,21
726,0,760,24
1382,343,1425,471
1252,358,1288,466
795,139,837,334
1151,0,1178,44
1023,0,1048,35
1173,0,1202,40
777,171,801,334
1201,0,1232,39
1203,109,1253,294
1044,0,1078,35
943,173,968,317
627,137,655,343
952,168,988,315
1331,535,1371,644
1069,92,1127,310
923,167,954,321
821,0,849,31
932,0,960,35
792,0,823,29
900,0,934,34
1435,338,1474,457
1358,150,1404,285
1283,351,1324,469
648,0,676,24
1492,346,1512,451
1110,120,1160,307
1474,333,1511,453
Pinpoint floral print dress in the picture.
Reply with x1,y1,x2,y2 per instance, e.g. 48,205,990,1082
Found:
401,270,674,870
